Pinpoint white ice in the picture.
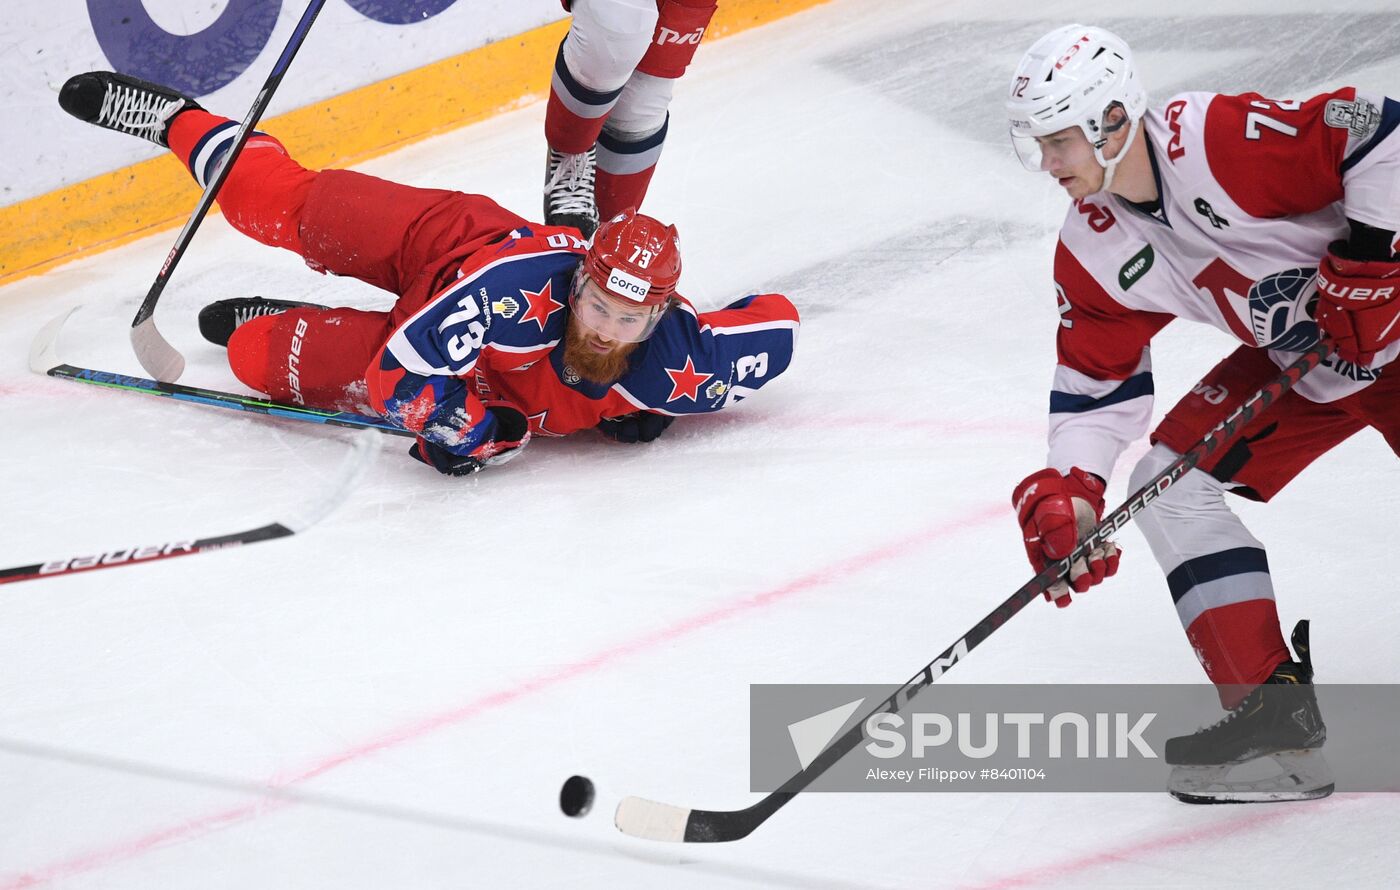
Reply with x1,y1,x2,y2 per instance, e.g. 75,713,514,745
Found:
3,1,1399,887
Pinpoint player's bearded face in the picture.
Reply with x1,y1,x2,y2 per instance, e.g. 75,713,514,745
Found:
563,276,663,384
563,315,639,384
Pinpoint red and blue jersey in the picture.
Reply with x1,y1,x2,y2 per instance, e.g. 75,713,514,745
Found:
164,113,798,446
366,225,800,455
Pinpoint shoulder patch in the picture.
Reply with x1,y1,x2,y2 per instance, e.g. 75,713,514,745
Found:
1118,244,1155,290
1323,98,1381,140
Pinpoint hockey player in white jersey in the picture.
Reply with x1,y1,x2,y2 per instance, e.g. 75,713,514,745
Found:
1005,24,1400,803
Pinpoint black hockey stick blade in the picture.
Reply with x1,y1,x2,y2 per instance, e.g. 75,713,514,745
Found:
34,307,412,437
614,341,1334,843
0,427,378,586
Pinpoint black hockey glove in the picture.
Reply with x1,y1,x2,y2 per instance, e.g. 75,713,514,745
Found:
409,404,530,476
597,411,674,444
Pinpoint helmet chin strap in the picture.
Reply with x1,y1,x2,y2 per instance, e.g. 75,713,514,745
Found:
1093,115,1140,195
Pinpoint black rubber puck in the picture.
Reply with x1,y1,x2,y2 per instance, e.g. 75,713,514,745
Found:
560,774,596,818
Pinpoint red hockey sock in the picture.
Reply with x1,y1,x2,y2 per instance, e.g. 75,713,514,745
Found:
545,91,610,154
595,117,667,217
165,109,316,254
596,165,658,219
1185,600,1291,707
166,108,226,167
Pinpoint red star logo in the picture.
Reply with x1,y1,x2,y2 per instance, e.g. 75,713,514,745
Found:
519,281,563,331
664,357,712,403
528,409,567,438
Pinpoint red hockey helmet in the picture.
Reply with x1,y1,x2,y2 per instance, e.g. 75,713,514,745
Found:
583,209,682,307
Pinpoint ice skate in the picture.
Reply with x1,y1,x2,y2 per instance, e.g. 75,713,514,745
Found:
1167,620,1333,803
58,71,202,147
543,147,599,237
198,297,326,347
1168,750,1333,804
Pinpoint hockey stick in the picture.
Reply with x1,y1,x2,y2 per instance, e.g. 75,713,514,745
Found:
0,426,378,586
130,0,328,383
615,340,1335,843
34,308,410,438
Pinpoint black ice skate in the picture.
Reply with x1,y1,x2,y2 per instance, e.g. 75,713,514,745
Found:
198,297,327,347
1166,620,1333,804
543,147,600,237
58,71,202,147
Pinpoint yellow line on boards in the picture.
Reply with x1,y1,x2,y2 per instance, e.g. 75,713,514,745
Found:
1,0,830,287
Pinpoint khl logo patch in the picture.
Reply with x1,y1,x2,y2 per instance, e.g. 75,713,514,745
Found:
1249,267,1320,352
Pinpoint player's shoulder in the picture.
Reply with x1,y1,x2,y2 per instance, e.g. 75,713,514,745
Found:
480,268,577,349
1053,215,1169,319
1057,193,1140,250
451,230,582,347
632,303,706,363
1148,90,1212,147
613,307,727,411
1189,87,1363,217
472,225,588,271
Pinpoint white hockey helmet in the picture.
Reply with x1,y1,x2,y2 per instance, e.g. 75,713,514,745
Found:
1006,25,1147,179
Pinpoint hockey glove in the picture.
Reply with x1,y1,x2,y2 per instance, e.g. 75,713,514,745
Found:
1012,467,1121,607
409,404,530,476
597,411,674,444
1315,241,1400,366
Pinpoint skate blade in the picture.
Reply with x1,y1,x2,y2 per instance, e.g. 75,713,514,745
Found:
1168,750,1334,804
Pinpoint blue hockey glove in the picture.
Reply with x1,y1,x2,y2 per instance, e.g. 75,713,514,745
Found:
410,404,530,475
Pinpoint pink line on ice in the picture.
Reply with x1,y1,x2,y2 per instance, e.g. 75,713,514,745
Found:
795,417,1044,436
962,793,1370,890
1,503,1008,889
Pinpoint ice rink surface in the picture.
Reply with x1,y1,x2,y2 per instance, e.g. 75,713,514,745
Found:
3,1,1399,886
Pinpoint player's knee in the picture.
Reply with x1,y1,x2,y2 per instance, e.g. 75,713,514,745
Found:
226,313,282,395
565,0,658,87
577,0,659,35
1128,442,1179,495
1130,445,1232,515
605,73,675,139
1128,443,1205,545
1129,443,1264,563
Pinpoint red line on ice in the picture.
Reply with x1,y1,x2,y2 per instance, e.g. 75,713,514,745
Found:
790,416,1045,436
961,793,1369,890
1,504,1007,888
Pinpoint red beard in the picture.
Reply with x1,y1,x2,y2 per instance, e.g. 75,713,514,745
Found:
562,317,639,384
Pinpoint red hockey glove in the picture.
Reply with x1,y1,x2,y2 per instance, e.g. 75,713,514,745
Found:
410,403,530,476
1315,242,1400,366
1012,467,1121,608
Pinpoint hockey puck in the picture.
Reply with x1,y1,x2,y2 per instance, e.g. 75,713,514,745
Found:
559,775,596,818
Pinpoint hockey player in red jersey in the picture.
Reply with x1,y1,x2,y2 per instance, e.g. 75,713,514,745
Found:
1005,25,1400,802
541,0,717,235
58,71,798,477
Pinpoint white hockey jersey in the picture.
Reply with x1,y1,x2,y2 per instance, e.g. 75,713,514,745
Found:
1047,88,1400,479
